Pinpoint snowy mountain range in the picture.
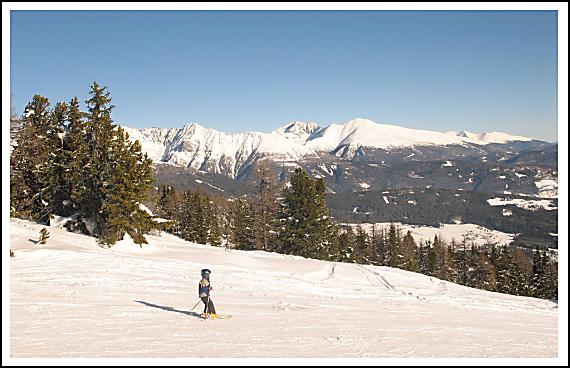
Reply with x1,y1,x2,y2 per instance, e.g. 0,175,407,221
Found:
122,118,541,178
123,118,557,249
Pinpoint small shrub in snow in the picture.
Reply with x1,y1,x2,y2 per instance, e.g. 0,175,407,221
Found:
38,228,50,245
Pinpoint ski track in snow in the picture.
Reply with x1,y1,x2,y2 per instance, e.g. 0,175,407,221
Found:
9,219,558,358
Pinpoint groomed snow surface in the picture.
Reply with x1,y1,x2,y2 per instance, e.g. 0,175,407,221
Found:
9,219,557,358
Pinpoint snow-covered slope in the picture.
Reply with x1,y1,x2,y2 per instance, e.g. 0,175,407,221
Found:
272,120,320,143
306,118,468,152
347,222,517,247
125,122,315,178
9,219,558,358
123,127,179,161
122,118,539,177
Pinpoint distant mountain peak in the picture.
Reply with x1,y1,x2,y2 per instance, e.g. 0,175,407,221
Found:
273,121,321,143
123,118,543,178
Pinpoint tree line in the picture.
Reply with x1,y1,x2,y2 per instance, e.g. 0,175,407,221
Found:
10,83,557,300
154,166,558,301
10,82,158,245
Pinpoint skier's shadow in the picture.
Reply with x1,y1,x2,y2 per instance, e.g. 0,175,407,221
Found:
134,300,204,319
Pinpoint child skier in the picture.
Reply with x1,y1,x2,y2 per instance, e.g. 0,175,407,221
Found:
199,268,217,317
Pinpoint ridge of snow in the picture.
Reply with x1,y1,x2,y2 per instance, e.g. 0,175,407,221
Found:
446,130,534,145
123,119,542,177
272,121,321,143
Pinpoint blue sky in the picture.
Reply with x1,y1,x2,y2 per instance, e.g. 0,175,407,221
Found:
10,11,558,141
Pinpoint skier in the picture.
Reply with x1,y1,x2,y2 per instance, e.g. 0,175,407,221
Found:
199,268,217,317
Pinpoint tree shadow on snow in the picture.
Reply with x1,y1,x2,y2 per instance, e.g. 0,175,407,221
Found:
134,300,205,319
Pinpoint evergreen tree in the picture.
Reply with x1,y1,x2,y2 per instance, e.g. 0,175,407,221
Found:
75,82,115,233
156,186,180,233
494,245,530,296
367,224,381,265
353,226,369,264
72,83,157,245
252,165,278,251
230,198,255,250
399,230,420,272
386,223,401,268
99,128,155,245
206,199,222,246
424,239,438,276
468,246,497,291
277,169,337,259
455,236,470,285
65,96,88,217
10,95,52,222
179,191,194,241
180,191,209,244
435,241,457,282
11,83,157,246
374,227,388,266
330,227,354,262
46,102,70,216
531,247,558,300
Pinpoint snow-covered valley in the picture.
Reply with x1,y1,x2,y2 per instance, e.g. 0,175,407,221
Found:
9,219,558,358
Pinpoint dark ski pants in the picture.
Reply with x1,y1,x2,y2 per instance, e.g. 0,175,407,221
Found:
201,296,216,314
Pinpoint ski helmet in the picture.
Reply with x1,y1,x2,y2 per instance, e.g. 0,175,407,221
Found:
201,269,211,278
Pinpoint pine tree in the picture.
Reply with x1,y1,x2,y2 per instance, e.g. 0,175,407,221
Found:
531,247,558,300
328,226,353,262
373,227,388,266
399,230,420,272
367,224,381,265
454,236,470,285
75,82,116,234
66,96,88,217
353,225,369,264
11,83,158,246
230,198,255,250
424,239,438,276
434,240,457,282
156,186,180,234
206,199,222,246
252,164,278,251
179,191,194,241
99,128,155,245
468,246,497,291
494,245,530,296
76,83,157,245
179,191,209,244
10,95,52,222
277,168,338,259
386,223,401,268
46,102,70,216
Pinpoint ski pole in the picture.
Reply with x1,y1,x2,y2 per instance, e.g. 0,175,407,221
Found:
190,298,202,312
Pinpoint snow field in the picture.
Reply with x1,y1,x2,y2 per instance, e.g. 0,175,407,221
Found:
9,219,557,358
